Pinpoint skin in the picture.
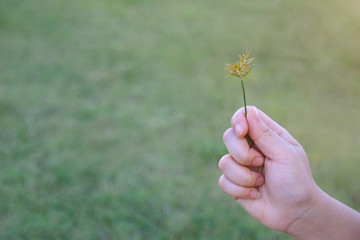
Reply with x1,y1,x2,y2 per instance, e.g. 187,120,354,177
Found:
218,106,360,239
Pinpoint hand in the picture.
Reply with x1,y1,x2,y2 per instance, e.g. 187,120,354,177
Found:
218,106,320,232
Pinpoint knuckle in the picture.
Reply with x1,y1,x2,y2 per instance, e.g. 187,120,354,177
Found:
247,106,256,115
247,106,255,112
235,149,249,165
252,124,273,142
261,124,273,136
218,154,230,170
222,128,233,143
218,175,226,189
231,107,247,126
231,109,242,126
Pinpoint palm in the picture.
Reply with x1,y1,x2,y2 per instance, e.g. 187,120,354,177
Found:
237,152,314,232
220,107,319,233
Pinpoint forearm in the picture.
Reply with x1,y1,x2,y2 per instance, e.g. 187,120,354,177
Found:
286,187,360,240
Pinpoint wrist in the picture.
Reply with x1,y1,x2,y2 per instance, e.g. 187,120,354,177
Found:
285,185,331,239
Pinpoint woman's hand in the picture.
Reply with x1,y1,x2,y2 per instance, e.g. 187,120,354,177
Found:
219,106,360,239
219,106,320,232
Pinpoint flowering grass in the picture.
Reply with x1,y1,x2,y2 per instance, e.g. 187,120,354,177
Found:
225,52,254,144
225,51,254,117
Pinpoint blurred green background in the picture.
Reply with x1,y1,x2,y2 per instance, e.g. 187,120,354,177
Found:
1,0,360,239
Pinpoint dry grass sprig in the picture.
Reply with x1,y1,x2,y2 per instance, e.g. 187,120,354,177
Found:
225,51,255,117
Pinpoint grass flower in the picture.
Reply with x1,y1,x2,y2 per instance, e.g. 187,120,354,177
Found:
225,51,255,117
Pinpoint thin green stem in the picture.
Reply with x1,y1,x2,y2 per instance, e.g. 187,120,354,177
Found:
241,78,247,117
240,78,251,145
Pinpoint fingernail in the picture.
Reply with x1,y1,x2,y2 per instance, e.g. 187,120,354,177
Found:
234,123,243,137
256,176,264,186
253,157,263,166
250,190,260,199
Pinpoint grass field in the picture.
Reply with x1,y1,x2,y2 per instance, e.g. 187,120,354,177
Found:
1,0,360,239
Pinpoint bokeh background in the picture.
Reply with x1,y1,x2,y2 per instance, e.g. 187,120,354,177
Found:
1,0,360,239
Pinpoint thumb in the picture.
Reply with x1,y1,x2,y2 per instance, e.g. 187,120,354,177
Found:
246,107,289,161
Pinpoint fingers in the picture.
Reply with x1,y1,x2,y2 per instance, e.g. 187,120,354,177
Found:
219,154,264,187
223,128,264,167
246,107,292,160
219,175,260,200
218,154,264,200
231,107,249,138
231,106,299,147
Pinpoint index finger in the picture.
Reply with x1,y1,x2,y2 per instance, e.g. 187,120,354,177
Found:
223,128,264,167
231,107,249,138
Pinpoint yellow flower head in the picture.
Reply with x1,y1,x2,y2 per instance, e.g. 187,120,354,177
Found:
225,51,255,79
